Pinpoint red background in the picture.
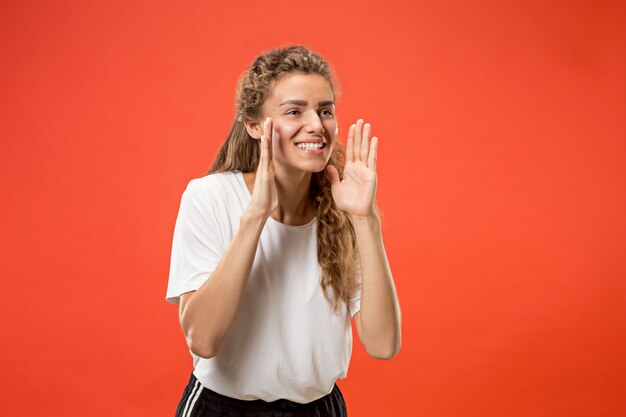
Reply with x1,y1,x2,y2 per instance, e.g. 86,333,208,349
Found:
1,1,625,416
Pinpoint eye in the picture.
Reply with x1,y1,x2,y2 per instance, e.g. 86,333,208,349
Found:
320,109,334,117
286,109,301,116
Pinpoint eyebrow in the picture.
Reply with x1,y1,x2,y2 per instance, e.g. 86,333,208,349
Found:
278,100,335,107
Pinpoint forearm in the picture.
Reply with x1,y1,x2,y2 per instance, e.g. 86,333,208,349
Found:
352,213,402,359
181,209,266,358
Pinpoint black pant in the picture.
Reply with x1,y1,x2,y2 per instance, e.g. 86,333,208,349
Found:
175,372,348,417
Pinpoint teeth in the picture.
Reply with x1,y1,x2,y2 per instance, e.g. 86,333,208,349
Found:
296,143,324,150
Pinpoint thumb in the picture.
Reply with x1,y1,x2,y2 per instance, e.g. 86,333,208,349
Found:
326,165,340,186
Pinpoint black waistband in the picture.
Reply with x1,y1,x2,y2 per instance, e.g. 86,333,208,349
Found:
188,372,339,411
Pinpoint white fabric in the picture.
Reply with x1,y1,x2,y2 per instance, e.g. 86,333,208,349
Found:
166,170,361,403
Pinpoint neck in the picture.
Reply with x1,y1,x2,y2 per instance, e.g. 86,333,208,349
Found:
272,166,314,225
243,167,316,226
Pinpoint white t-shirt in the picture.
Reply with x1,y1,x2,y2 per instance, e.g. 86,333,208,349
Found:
166,170,361,403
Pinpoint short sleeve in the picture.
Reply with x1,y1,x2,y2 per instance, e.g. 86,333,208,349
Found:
165,179,226,304
349,275,362,318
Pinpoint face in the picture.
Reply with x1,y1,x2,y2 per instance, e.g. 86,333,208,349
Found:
252,72,338,175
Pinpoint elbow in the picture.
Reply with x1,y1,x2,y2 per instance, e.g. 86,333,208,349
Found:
189,343,216,360
186,331,219,359
366,341,401,360
364,331,402,360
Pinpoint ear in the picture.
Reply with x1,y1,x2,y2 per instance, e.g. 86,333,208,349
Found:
244,119,262,140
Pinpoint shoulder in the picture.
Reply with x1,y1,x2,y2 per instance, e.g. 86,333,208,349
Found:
186,171,234,190
184,171,240,201
180,171,247,220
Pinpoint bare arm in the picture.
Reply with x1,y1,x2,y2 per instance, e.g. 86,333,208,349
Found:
352,213,401,360
327,119,402,360
179,117,277,359
179,212,266,358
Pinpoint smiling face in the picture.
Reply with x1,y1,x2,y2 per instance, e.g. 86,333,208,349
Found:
250,72,338,175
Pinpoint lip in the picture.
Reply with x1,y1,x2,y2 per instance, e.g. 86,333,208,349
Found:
294,138,326,144
296,146,325,154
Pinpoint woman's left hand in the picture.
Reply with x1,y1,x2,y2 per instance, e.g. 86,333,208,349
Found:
326,119,378,217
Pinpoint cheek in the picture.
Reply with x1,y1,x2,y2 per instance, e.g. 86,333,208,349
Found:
322,117,337,131
272,121,299,147
324,120,339,141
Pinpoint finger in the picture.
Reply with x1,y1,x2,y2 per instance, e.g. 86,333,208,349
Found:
368,136,378,170
346,124,355,163
259,118,271,171
266,117,274,162
326,164,340,186
354,119,363,161
361,122,371,161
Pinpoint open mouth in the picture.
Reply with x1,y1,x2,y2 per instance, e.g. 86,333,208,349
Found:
295,142,326,151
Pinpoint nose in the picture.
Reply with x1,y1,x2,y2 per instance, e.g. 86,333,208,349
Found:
304,111,324,134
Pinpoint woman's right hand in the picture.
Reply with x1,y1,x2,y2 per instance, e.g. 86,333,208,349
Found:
181,117,278,359
246,117,278,220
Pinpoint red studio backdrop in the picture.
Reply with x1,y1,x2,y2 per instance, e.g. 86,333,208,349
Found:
1,1,625,416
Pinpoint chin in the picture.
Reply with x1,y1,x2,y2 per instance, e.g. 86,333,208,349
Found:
301,157,332,173
298,163,327,174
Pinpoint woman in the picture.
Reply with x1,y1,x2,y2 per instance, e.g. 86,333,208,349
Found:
166,45,401,417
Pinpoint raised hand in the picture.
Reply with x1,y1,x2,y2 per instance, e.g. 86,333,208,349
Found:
326,119,378,217
247,117,278,220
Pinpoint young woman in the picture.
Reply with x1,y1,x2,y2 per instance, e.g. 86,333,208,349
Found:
166,45,401,417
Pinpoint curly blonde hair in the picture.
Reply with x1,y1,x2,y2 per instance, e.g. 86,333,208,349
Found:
207,45,358,313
